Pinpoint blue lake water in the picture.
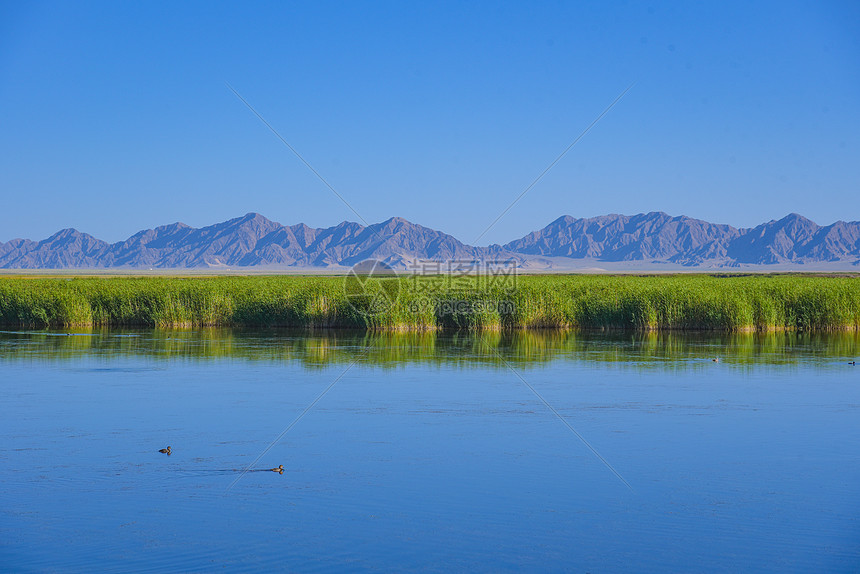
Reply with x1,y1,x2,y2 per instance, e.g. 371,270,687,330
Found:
1,330,859,572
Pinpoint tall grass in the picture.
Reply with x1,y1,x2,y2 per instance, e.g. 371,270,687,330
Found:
0,274,858,331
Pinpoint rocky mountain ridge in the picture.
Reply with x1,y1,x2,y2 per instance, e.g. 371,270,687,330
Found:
1,212,858,269
504,212,860,266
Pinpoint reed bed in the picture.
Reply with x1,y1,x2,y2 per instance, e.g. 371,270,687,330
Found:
0,274,858,331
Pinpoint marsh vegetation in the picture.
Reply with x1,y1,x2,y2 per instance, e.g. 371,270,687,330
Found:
0,274,858,331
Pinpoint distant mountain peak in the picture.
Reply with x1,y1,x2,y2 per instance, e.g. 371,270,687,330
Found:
46,228,83,239
382,216,409,224
154,222,191,232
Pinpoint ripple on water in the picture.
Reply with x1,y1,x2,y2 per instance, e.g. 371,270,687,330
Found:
1,330,859,571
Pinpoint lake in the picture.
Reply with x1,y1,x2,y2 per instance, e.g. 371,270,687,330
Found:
1,329,858,572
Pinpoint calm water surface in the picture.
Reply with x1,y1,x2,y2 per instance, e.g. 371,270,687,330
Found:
1,330,858,572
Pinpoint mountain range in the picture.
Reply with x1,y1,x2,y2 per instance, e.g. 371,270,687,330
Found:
1,212,858,270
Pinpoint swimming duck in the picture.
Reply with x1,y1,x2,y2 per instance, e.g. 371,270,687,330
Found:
159,446,172,454
269,465,284,472
850,361,856,366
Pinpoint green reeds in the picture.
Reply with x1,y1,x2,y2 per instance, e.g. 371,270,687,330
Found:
0,274,858,331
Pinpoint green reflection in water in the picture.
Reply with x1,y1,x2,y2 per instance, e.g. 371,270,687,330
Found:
1,329,857,371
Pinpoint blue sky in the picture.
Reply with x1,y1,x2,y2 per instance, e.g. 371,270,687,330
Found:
1,1,858,245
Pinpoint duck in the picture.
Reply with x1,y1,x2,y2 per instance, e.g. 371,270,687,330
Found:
850,361,856,366
269,465,284,473
159,446,172,454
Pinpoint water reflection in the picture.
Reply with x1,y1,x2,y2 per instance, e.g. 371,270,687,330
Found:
1,328,857,369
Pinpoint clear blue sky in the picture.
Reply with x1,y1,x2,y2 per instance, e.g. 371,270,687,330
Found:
1,1,858,245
